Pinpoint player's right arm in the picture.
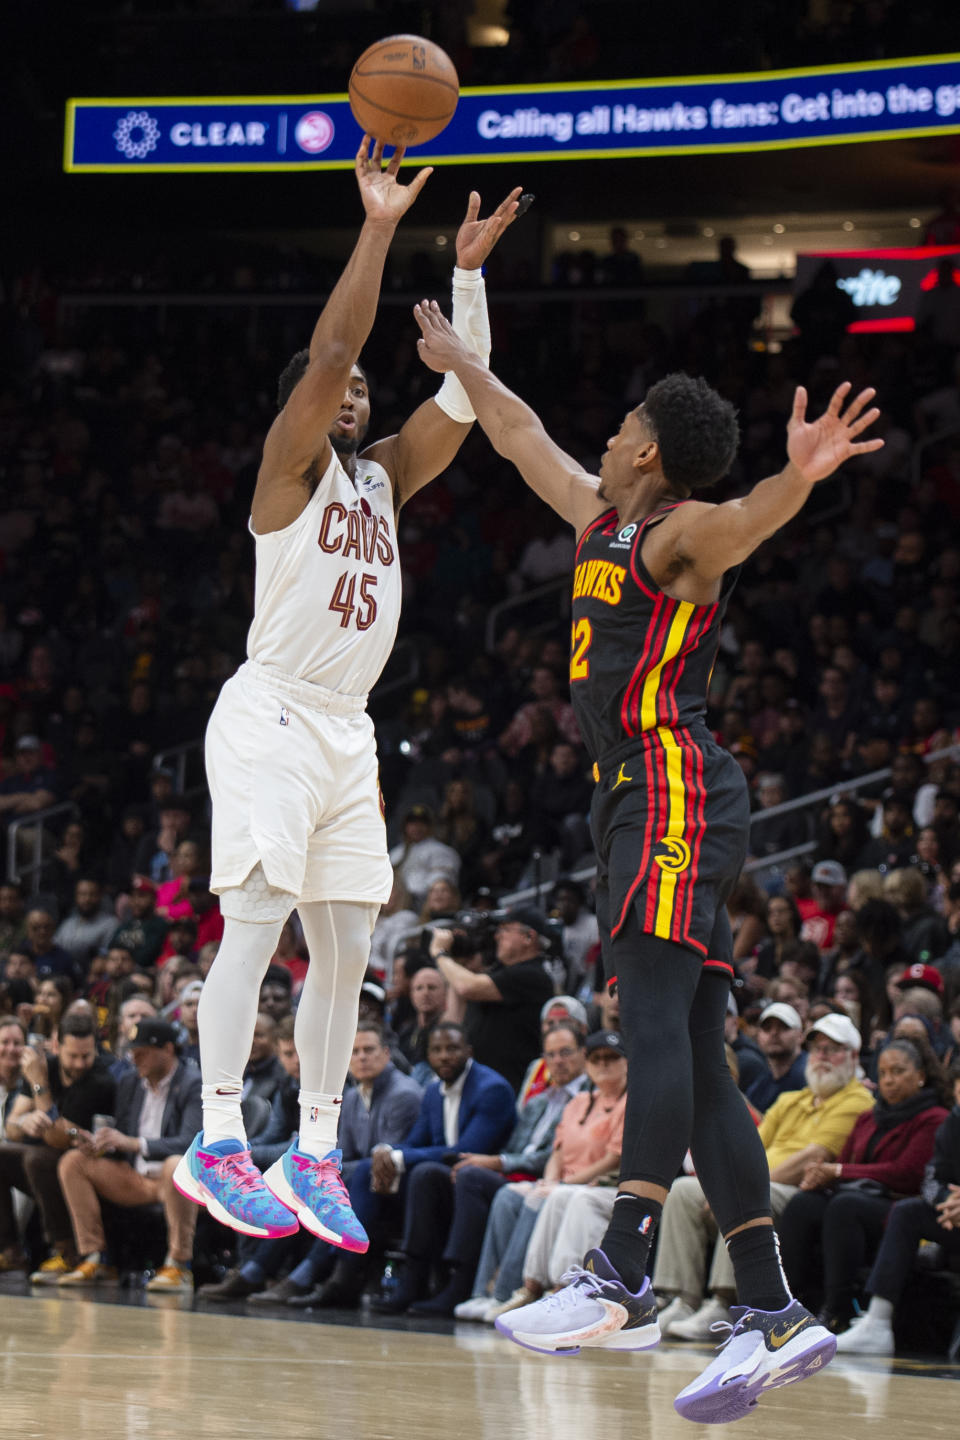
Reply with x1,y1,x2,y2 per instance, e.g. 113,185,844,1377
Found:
413,299,606,537
252,137,433,534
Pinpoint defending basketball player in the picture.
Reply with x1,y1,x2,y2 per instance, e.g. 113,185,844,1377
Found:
173,142,522,1246
414,299,882,1424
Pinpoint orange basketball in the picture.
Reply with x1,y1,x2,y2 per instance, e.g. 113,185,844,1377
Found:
349,34,459,147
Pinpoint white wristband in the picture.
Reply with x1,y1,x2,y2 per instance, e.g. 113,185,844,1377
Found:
434,266,491,424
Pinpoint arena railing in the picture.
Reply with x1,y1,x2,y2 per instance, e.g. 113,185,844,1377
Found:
484,576,571,654
6,802,80,893
500,741,960,908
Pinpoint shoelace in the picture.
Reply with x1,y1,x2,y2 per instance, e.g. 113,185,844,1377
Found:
708,1306,754,1351
536,1265,615,1313
214,1153,268,1197
301,1155,351,1204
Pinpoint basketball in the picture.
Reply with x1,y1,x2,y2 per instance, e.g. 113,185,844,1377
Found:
348,34,459,147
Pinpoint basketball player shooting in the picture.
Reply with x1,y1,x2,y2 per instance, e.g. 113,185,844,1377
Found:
414,299,882,1424
173,141,522,1247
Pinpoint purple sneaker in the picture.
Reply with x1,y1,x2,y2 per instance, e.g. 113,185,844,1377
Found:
262,1143,369,1252
673,1299,836,1425
173,1134,299,1239
495,1249,660,1356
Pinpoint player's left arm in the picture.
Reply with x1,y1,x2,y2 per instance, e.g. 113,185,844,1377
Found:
362,187,523,509
653,383,883,583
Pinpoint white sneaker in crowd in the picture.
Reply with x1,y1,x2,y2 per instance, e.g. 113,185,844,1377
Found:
454,1296,497,1321
669,1295,732,1341
835,1313,895,1355
658,1296,697,1336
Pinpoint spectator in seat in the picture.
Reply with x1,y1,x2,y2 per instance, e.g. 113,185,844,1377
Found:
258,965,293,1024
1,1013,116,1283
656,1014,873,1342
750,774,809,858
0,1018,26,1267
431,907,555,1092
407,1023,589,1318
547,879,599,990
815,797,870,874
398,967,449,1083
320,1023,514,1312
747,1002,808,1111
53,878,116,975
109,994,158,1079
0,735,58,820
529,746,593,866
857,796,916,873
175,980,202,1065
56,1017,201,1291
388,806,461,911
837,1057,960,1354
726,876,768,962
779,1037,949,1332
800,860,848,951
498,665,580,759
108,876,168,970
517,996,590,1106
24,909,79,986
0,883,27,968
242,1012,285,1106
883,868,949,965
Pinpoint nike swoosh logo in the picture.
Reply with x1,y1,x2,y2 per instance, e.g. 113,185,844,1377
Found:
769,1320,807,1350
215,1088,237,1096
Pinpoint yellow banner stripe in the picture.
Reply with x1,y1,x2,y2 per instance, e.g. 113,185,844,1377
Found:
654,727,688,938
639,602,695,732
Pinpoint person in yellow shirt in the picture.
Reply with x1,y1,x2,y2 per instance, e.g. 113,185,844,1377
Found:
656,1013,874,1340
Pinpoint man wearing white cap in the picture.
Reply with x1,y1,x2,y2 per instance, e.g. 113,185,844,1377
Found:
657,1011,873,1341
746,1003,808,1112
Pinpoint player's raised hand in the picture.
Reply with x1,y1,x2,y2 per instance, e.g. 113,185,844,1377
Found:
786,382,883,485
355,135,433,224
455,187,525,269
413,298,467,372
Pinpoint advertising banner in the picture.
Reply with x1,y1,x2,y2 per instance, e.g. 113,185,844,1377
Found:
66,54,960,173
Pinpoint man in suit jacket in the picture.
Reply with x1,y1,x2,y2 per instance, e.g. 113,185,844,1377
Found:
56,1018,201,1292
314,1023,516,1309
406,1021,588,1315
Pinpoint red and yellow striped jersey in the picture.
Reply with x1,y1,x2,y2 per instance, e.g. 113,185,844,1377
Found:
569,502,737,762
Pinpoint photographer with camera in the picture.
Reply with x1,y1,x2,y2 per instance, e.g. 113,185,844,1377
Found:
431,906,556,1092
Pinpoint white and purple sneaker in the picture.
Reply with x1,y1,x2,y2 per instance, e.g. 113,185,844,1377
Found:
494,1249,660,1357
673,1299,836,1425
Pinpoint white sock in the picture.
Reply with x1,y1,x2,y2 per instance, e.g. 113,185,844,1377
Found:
197,911,287,1145
298,1090,343,1160
866,1296,894,1323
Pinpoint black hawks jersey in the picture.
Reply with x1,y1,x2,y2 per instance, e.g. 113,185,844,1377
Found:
569,502,738,763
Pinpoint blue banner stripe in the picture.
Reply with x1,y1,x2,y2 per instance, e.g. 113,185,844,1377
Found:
65,56,960,172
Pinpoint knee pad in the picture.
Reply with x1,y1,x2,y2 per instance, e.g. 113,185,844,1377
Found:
219,863,295,925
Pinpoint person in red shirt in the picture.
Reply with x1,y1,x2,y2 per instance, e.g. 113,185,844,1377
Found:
800,860,848,951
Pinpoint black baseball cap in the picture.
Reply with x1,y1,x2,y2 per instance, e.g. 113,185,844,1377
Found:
585,1030,627,1058
500,905,553,940
129,1018,178,1049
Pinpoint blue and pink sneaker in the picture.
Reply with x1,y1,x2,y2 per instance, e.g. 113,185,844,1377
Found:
673,1299,836,1425
173,1135,299,1238
262,1142,369,1252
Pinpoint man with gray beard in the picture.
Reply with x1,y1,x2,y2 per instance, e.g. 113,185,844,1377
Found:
655,1014,874,1341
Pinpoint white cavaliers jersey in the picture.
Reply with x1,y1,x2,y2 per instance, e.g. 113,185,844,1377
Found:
245,451,400,698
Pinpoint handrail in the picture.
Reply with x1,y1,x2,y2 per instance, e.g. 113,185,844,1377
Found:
501,741,960,907
371,636,420,704
152,739,206,799
485,575,570,654
7,802,80,892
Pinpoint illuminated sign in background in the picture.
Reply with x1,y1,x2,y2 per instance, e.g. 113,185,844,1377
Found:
65,54,960,172
794,246,960,332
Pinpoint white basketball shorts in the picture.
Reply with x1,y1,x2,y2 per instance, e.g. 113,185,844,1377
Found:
206,659,393,907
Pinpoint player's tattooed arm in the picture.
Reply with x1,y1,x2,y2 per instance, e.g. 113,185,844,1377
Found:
413,299,606,536
665,382,883,582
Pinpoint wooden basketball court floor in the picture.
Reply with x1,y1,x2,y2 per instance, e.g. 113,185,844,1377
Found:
2,1289,958,1440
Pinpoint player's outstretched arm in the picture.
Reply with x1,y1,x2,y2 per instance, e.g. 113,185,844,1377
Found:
365,187,524,510
413,299,606,535
665,382,883,581
255,138,431,527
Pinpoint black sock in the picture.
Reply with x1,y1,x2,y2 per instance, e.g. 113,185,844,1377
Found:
726,1225,791,1312
598,1193,662,1292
